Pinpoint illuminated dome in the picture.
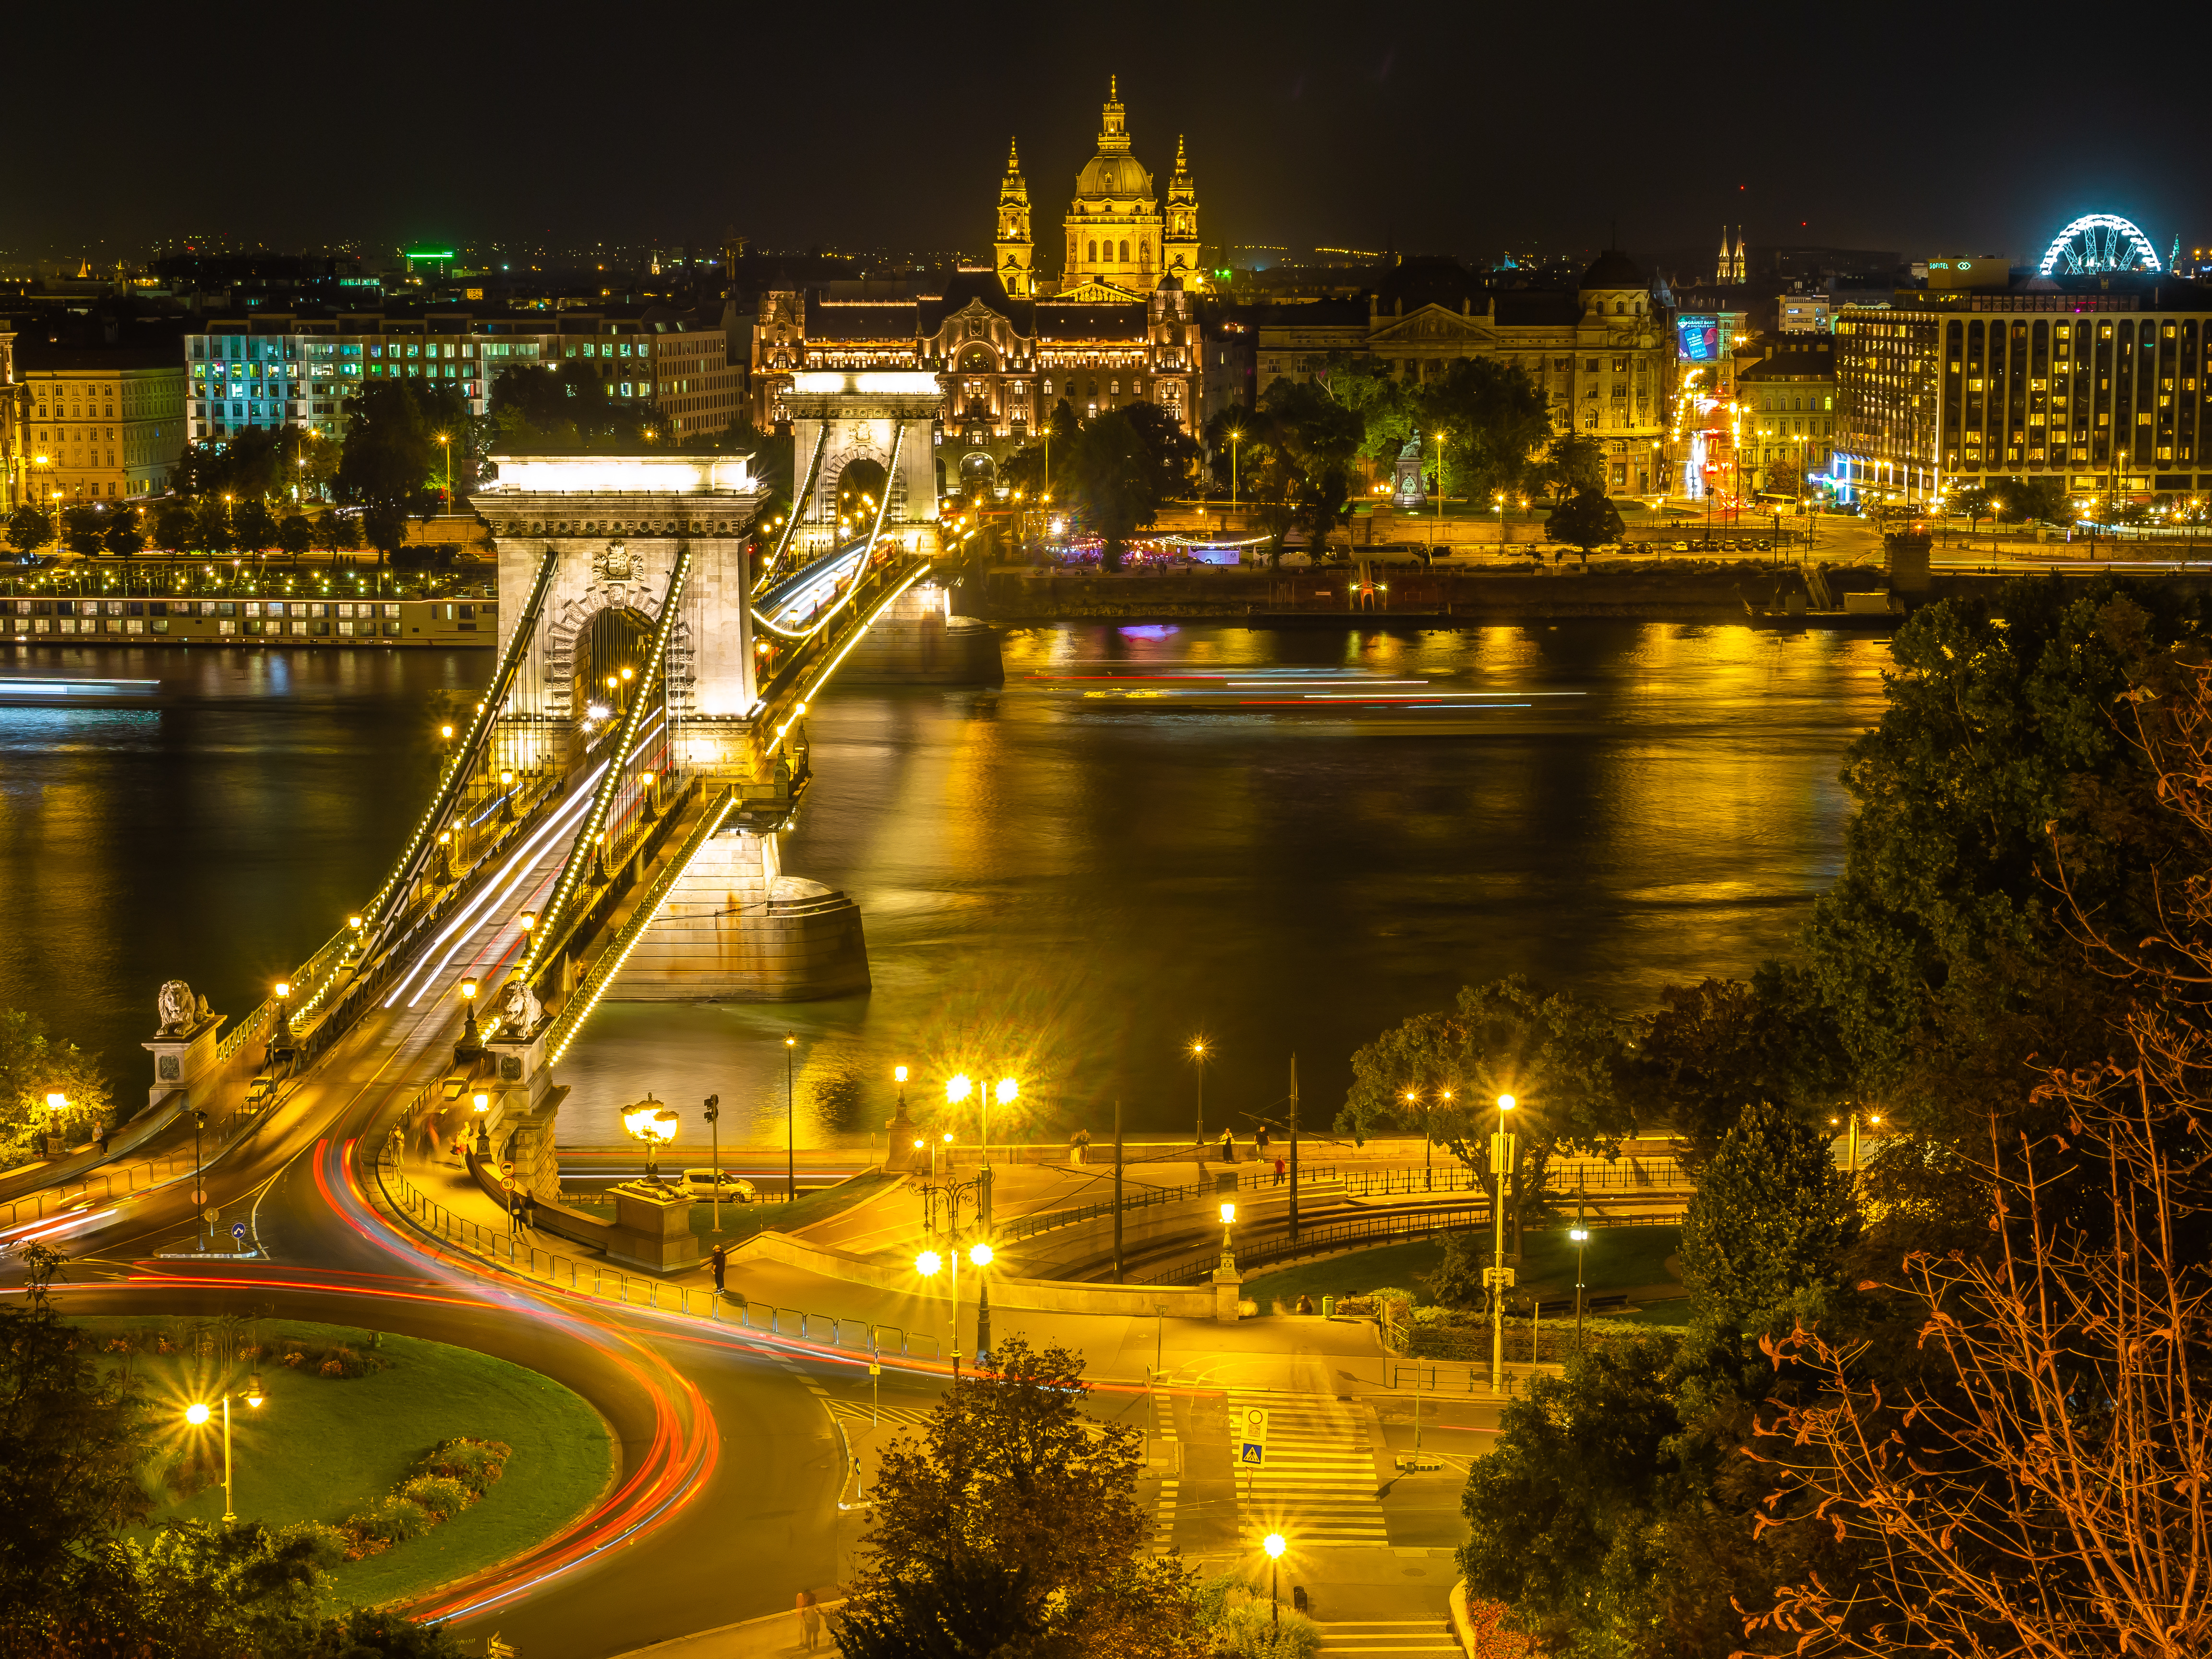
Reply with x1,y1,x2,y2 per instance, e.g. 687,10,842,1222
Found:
2038,214,2161,276
1076,152,1154,202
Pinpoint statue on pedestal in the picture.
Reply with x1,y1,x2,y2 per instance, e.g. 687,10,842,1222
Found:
156,980,198,1037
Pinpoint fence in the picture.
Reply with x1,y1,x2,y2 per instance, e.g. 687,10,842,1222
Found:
0,1106,265,1232
373,1149,940,1359
997,1163,1342,1245
1130,1199,1690,1287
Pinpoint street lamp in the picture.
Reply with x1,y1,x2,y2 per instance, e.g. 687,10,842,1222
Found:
784,1033,799,1202
184,1377,263,1525
1490,1094,1517,1395
271,979,292,1042
436,433,452,512
1829,1109,1883,1181
1188,1038,1210,1149
1218,1201,1237,1273
1263,1532,1286,1627
1569,1189,1591,1358
458,975,480,1048
622,1095,679,1182
1228,429,1242,511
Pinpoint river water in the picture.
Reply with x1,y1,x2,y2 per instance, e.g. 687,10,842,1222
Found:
0,624,1892,1153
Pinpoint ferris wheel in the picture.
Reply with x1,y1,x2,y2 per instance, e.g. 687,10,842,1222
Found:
2037,214,2162,277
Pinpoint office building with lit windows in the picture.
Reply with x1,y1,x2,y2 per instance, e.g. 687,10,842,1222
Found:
184,305,707,444
19,345,187,503
1833,274,2212,505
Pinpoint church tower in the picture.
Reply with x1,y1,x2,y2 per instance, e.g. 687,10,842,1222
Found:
1163,135,1200,289
995,139,1034,299
1060,76,1162,299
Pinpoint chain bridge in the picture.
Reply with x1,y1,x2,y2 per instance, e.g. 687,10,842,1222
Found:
240,373,989,1202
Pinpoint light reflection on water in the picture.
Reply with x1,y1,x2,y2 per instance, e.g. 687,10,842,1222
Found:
0,627,1892,1154
557,622,1892,1152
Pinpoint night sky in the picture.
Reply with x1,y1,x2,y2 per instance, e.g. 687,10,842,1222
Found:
16,0,2211,268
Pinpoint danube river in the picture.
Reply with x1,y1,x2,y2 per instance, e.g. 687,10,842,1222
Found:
0,623,1893,1151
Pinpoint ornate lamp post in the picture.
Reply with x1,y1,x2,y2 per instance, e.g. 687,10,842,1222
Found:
622,1096,680,1183
184,1371,264,1525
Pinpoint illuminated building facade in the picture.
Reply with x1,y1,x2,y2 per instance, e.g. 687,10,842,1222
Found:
1048,80,1199,301
19,346,187,502
1735,336,1837,498
1834,277,2212,505
751,269,1202,490
1253,253,1677,494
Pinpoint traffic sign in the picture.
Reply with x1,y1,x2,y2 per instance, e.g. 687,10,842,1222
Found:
231,1222,247,1241
1483,1266,1516,1287
1237,1406,1270,1467
486,1635,516,1659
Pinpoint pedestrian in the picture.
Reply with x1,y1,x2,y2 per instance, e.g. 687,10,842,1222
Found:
710,1242,728,1296
521,1189,537,1230
795,1589,821,1652
1297,1293,1314,1315
1219,1129,1235,1163
1255,1125,1271,1157
1273,1155,1286,1186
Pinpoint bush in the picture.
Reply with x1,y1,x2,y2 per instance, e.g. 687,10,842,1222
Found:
1404,1310,1656,1363
1216,1603,1322,1658
345,1496,433,1550
279,1341,385,1379
279,1520,352,1571
397,1475,472,1522
416,1436,512,1497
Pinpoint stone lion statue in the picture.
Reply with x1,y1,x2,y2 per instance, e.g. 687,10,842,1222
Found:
156,980,196,1037
498,976,543,1034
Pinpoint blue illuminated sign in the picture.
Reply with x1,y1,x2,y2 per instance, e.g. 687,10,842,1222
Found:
1678,316,1719,362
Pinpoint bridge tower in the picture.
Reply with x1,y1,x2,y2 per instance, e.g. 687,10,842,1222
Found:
783,371,945,562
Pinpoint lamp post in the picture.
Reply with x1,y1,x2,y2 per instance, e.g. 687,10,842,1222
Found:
458,975,480,1050
1228,428,1241,513
621,1095,679,1182
1490,1094,1517,1395
271,979,292,1044
184,1372,263,1525
436,433,452,512
1218,1201,1237,1273
1570,1186,1590,1358
192,1108,208,1241
784,1033,797,1202
1263,1533,1286,1627
1188,1038,1209,1150
703,1094,721,1232
471,1090,491,1156
1829,1108,1883,1181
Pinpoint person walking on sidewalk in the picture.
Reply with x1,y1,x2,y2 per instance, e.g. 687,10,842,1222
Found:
1273,1154,1286,1186
795,1589,822,1652
710,1242,728,1297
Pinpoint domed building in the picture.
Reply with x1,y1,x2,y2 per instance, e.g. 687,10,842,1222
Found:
1040,79,1200,301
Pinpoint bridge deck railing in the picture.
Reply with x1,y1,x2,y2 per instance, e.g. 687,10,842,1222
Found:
371,1143,940,1360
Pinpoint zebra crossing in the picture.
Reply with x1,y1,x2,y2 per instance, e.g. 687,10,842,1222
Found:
1150,1385,1181,1552
1313,1619,1460,1654
825,1401,937,1434
1227,1389,1388,1547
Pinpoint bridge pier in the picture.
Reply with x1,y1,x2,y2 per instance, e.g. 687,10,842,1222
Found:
831,578,1003,685
611,827,870,1002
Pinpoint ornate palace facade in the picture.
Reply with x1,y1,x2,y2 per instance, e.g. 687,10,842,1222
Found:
751,81,1205,488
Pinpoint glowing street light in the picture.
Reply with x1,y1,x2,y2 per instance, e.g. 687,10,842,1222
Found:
1491,1094,1518,1394
183,1379,264,1524
622,1094,680,1181
1263,1532,1287,1626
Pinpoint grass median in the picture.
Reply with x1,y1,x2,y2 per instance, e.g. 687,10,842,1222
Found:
83,1316,613,1612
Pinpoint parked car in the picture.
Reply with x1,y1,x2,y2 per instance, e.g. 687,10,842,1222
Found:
1671,541,1690,553
683,1168,757,1202
1755,540,1774,551
245,1074,276,1107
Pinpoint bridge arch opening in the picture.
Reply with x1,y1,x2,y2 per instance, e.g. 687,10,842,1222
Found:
573,605,654,729
959,451,998,493
834,458,890,535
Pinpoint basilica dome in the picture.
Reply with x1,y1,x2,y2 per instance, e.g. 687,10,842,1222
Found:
1076,151,1154,203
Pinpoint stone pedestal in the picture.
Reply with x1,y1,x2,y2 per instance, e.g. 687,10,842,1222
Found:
141,1014,227,1109
613,828,871,1001
488,1025,565,1204
606,1180,701,1274
1213,1261,1244,1323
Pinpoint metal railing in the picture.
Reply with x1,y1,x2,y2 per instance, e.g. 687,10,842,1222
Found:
997,1163,1342,1245
373,1148,939,1359
0,1106,264,1231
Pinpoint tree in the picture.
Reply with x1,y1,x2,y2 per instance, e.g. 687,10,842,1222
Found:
844,1337,1202,1658
1530,425,1605,505
1948,483,1995,531
1678,1098,1857,1334
1987,473,2073,526
1063,409,1166,570
61,504,108,559
1415,358,1550,503
1619,968,1847,1166
1459,1338,1698,1653
104,505,144,559
150,499,195,553
232,500,279,560
276,513,314,563
1337,976,1631,1242
4,506,54,559
337,380,440,507
361,502,410,565
0,1006,112,1160
311,512,362,559
1542,488,1623,561
192,498,236,558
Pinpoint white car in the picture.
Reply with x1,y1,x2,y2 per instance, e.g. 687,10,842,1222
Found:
683,1168,757,1202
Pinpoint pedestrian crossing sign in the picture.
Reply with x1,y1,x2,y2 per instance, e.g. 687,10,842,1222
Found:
1238,1442,1266,1467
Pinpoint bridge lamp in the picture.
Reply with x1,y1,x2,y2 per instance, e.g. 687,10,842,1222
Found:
45,1092,66,1112
440,723,455,741
968,1241,993,1268
914,1249,944,1278
518,911,536,933
945,1074,973,1106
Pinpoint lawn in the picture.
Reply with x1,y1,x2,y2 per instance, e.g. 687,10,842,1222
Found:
82,1317,613,1611
1245,1225,1685,1310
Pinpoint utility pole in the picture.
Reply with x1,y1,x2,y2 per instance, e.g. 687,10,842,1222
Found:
1288,1055,1300,1245
1113,1098,1125,1284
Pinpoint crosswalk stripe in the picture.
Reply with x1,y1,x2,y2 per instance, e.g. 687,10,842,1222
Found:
1229,1389,1387,1544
